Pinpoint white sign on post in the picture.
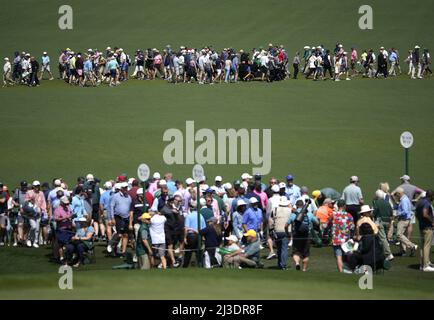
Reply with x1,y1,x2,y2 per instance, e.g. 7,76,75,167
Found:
137,163,150,182
192,164,205,182
400,131,414,149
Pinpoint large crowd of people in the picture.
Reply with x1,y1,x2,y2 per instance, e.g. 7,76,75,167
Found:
0,172,433,273
2,43,432,87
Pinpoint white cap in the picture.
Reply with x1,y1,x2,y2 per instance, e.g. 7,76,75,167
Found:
4,57,9,61
104,181,113,189
137,188,144,195
119,48,123,51
338,44,343,48
199,184,209,192
304,46,310,50
400,175,410,181
249,197,259,204
279,182,286,189
185,178,195,185
120,182,128,188
159,179,167,186
106,46,111,50
54,179,62,186
114,183,121,190
128,177,135,184
153,172,161,179
215,176,223,182
241,173,253,180
415,45,420,49
43,51,47,55
350,176,359,182
226,235,238,242
86,174,94,181
32,180,41,186
200,198,207,206
236,199,247,207
223,182,232,190
271,185,280,193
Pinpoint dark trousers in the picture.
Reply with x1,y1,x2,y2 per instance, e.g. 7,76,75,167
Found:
346,205,361,224
183,233,202,268
29,71,39,86
376,64,388,78
206,248,219,266
323,65,333,78
293,63,299,79
66,242,88,263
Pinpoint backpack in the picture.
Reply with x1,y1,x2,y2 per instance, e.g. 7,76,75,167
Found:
294,212,310,236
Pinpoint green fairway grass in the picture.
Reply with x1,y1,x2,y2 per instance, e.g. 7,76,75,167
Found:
0,0,434,300
0,242,433,299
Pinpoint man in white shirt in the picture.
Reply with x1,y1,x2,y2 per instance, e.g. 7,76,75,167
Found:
150,212,167,269
3,58,13,87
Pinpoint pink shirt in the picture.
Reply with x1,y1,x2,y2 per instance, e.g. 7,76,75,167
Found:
54,205,72,220
148,180,159,195
254,190,268,210
351,50,358,61
25,190,47,212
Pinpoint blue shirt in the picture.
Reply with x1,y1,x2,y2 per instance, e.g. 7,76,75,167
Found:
110,192,132,219
84,59,93,72
287,210,318,229
71,195,86,221
398,195,412,220
242,207,263,231
232,211,243,238
100,190,112,211
76,226,95,238
166,180,177,194
285,184,301,204
389,52,397,62
184,211,206,233
107,59,119,70
42,55,50,65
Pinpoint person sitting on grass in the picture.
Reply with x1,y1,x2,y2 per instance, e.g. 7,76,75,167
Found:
347,222,385,273
330,199,354,272
222,235,243,268
239,229,262,268
66,217,94,268
286,199,319,271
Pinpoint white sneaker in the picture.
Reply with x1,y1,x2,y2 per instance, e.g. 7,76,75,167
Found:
288,240,293,247
386,254,394,261
26,240,32,247
157,263,163,269
106,245,112,253
259,245,264,250
133,255,138,263
0,242,4,246
266,252,276,260
13,242,17,247
423,266,434,272
33,243,39,248
346,78,351,81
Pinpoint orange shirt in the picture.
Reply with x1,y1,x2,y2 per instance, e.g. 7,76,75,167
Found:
315,205,333,224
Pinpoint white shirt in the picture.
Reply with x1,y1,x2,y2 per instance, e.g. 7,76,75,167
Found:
260,55,269,67
308,55,317,68
150,214,167,244
3,61,11,73
294,194,318,213
120,52,127,63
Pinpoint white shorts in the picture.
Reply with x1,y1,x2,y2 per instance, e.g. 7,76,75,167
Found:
135,65,144,72
42,64,51,72
217,69,222,76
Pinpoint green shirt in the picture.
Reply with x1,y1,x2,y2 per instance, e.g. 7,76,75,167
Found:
373,199,393,222
136,223,152,256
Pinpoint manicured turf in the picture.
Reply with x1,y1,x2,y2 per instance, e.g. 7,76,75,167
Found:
0,241,433,299
0,0,433,299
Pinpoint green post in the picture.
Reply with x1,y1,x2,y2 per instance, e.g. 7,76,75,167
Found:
142,181,147,213
196,181,201,268
405,148,409,176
